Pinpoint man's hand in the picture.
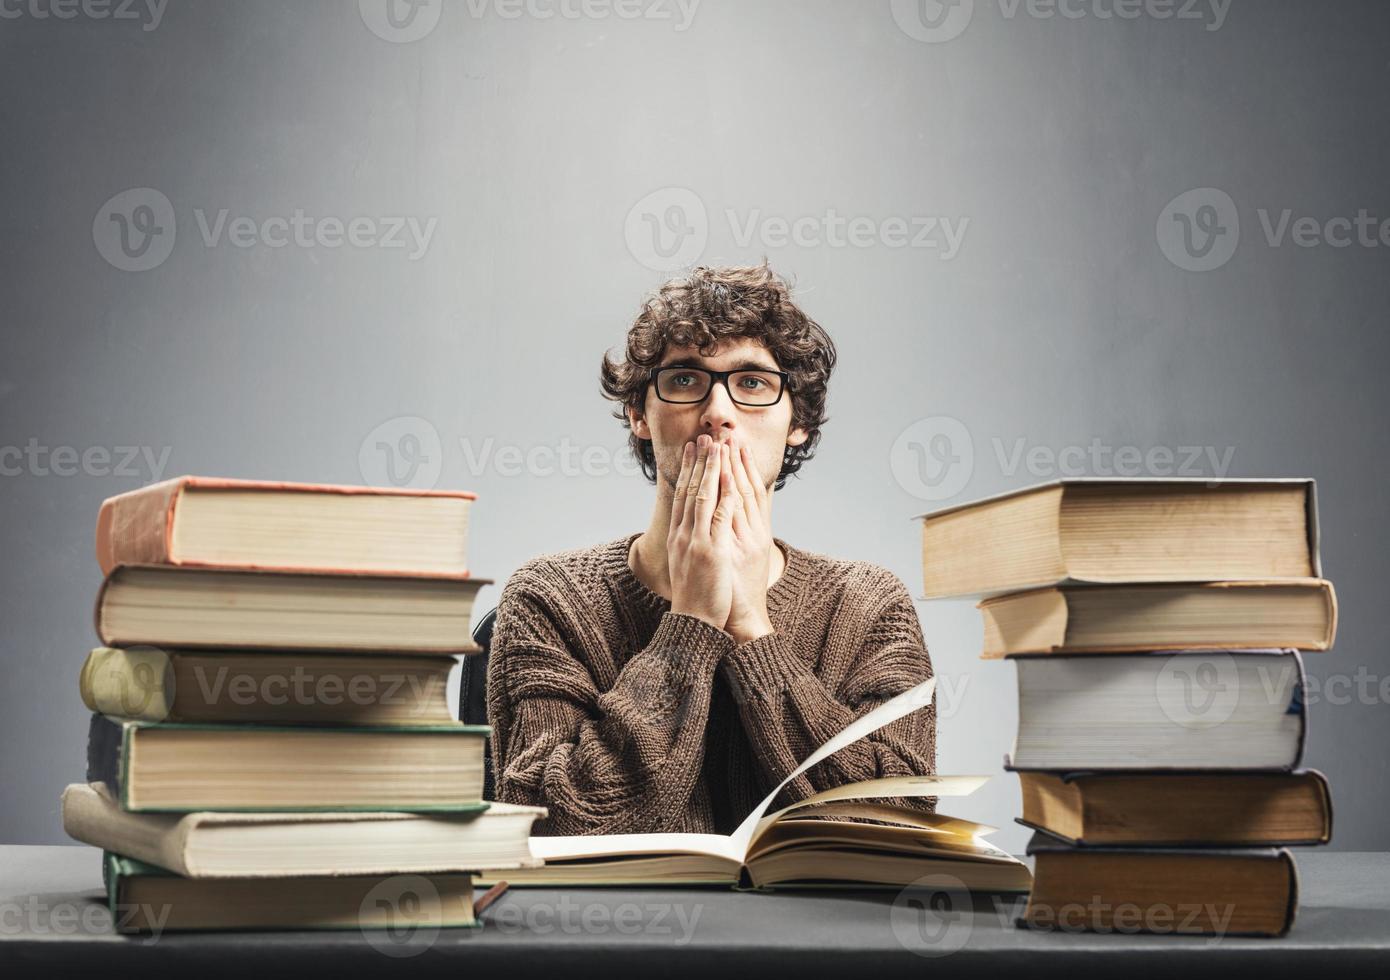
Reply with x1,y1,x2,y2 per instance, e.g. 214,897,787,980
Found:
667,434,739,632
718,433,776,645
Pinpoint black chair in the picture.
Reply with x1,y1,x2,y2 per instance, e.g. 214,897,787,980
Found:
459,606,497,801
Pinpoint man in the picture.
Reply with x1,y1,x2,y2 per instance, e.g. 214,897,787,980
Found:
485,262,936,836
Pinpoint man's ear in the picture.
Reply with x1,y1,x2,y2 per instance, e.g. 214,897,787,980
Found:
786,425,809,449
629,404,652,441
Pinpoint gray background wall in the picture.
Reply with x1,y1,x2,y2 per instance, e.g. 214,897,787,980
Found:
2,0,1387,854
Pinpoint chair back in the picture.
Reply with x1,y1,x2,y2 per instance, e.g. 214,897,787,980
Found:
460,606,497,800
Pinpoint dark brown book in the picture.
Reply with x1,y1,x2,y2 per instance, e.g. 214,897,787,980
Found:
1020,833,1298,937
80,646,459,725
104,853,479,933
1017,770,1332,846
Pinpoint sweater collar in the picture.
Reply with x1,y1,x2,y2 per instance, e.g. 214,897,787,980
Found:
602,530,811,620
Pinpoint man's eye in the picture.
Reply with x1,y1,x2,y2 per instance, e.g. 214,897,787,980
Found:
740,376,767,388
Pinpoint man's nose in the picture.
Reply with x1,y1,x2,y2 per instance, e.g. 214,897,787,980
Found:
699,380,739,438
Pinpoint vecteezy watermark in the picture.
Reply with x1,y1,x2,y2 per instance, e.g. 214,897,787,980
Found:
0,440,172,480
1156,652,1241,729
0,0,168,31
624,187,708,272
359,875,443,957
1155,655,1390,731
488,895,704,943
85,646,449,722
890,873,975,957
1156,187,1240,272
93,188,438,271
890,881,1238,954
994,894,1236,942
359,416,446,490
0,895,171,944
358,0,443,42
623,187,968,271
93,188,177,272
193,209,436,260
889,415,1235,502
1158,186,1390,272
358,417,648,489
890,0,1230,44
358,0,699,42
1239,660,1390,711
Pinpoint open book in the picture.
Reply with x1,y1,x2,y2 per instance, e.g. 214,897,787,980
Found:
477,677,1032,891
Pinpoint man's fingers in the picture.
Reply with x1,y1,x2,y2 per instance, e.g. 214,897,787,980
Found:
717,447,742,532
712,456,740,543
683,438,711,533
670,440,693,529
729,440,759,530
693,442,722,534
726,447,746,536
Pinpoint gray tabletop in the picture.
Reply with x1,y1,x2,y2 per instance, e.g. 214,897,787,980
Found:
2,845,1388,978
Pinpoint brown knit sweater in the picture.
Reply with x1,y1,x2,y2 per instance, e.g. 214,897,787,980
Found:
485,530,938,836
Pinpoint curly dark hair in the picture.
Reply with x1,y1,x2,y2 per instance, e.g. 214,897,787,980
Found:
600,261,837,492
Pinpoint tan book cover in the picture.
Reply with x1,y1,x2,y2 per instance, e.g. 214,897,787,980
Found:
96,475,478,578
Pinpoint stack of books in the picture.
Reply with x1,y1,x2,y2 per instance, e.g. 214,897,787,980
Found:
916,478,1336,938
63,476,546,933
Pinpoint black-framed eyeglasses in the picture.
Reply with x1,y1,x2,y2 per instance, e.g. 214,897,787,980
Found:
648,366,789,406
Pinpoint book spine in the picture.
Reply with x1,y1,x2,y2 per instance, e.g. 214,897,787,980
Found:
62,785,193,876
95,477,187,576
79,647,177,722
85,714,127,807
1290,650,1309,771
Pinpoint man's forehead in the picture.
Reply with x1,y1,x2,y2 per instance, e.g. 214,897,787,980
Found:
658,340,779,370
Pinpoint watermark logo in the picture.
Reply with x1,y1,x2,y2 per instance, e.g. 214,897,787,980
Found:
358,416,444,490
0,896,171,944
1156,187,1240,272
93,188,176,272
0,440,173,480
625,187,708,272
624,188,969,270
1156,652,1239,729
890,0,975,43
890,416,974,502
93,645,173,721
1161,188,1390,270
359,874,442,957
891,873,974,957
892,0,1230,42
193,209,437,259
1007,894,1235,940
94,189,437,270
359,0,442,42
488,895,703,942
0,0,168,31
889,416,1235,502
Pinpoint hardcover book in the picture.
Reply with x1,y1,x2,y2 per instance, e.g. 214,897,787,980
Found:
96,475,477,578
86,714,490,812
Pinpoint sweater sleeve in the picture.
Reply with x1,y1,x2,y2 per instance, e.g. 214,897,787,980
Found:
485,563,735,835
717,566,938,813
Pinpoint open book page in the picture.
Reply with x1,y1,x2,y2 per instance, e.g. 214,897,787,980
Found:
528,831,735,863
531,675,987,865
774,799,998,837
745,773,991,854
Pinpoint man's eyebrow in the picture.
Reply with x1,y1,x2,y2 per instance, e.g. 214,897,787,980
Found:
658,357,781,372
